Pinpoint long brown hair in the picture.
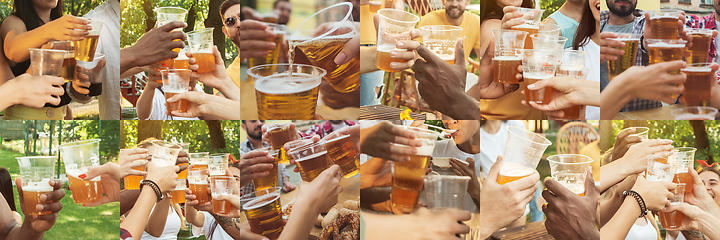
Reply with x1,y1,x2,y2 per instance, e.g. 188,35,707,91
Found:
12,0,64,31
480,0,534,23
572,0,596,50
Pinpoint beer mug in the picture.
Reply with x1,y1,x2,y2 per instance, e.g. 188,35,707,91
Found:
161,69,192,114
686,28,713,63
491,29,527,84
375,9,419,73
150,140,181,167
682,63,713,107
287,141,330,182
247,64,326,120
188,152,210,170
511,7,545,49
29,48,65,77
647,10,683,40
671,106,718,120
290,2,360,93
391,126,441,212
186,28,217,73
659,183,686,230
74,18,103,62
499,127,551,184
547,154,593,196
606,32,641,82
16,156,56,215
668,147,696,194
521,49,560,104
240,187,284,240
419,25,462,64
58,139,103,204
208,153,230,176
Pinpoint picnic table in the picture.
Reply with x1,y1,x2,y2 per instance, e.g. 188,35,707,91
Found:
489,221,554,240
359,104,427,120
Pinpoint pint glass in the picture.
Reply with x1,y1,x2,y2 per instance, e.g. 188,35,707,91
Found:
248,64,326,120
511,7,544,49
288,141,330,182
241,187,284,240
375,8,420,73
188,170,210,204
74,19,103,62
669,147,696,194
498,127,551,184
58,139,103,204
161,69,191,114
522,49,559,104
17,156,56,215
547,154,593,196
325,134,360,178
419,25,462,64
209,176,237,214
648,10,682,40
186,28,217,73
682,63,713,107
391,126,440,212
659,183,686,230
491,29,527,84
607,33,641,82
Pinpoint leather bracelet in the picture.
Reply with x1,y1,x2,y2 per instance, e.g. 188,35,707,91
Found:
140,179,163,202
622,190,647,218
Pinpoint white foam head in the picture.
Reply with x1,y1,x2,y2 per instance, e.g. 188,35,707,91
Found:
254,73,321,94
242,192,280,210
23,178,53,192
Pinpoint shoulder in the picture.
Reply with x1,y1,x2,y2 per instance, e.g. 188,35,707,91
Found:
543,17,558,25
465,12,480,23
480,19,501,32
1,15,26,33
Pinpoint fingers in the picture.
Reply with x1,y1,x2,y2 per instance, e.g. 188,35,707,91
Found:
584,168,599,199
158,21,188,33
454,39,465,67
38,200,63,213
485,155,504,183
334,33,360,65
41,188,66,203
415,44,444,64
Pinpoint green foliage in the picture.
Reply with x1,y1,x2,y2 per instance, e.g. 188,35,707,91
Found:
541,0,565,20
0,0,102,21
124,120,243,155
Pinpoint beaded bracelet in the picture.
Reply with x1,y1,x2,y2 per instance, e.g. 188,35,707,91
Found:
140,179,164,202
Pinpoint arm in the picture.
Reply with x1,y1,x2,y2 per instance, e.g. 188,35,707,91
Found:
2,15,88,63
120,186,160,239
120,190,141,216
599,197,642,240
479,20,500,59
143,198,170,237
167,92,241,120
184,202,205,228
136,82,158,120
359,46,378,75
211,214,243,238
0,192,43,240
598,177,636,227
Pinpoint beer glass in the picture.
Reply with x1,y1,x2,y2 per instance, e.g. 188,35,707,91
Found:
48,41,76,82
161,69,191,114
556,50,587,119
511,7,544,49
58,139,103,204
607,33,641,82
209,176,237,214
189,152,210,170
150,140,181,167
682,63,713,107
288,141,330,182
422,175,470,209
266,123,297,164
171,179,187,204
647,38,686,100
326,134,360,178
290,2,360,93
240,187,284,240
252,149,278,191
547,154,593,196
498,126,551,184
78,53,105,85
247,23,287,83
208,153,230,176
419,25,462,64
155,7,188,68
375,8,420,73
627,127,649,140
16,156,56,215
248,64,326,120
522,49,560,104
647,155,678,182
492,29,527,84
648,10,683,40
391,126,441,212
669,147,696,194
687,28,713,64
186,28,217,73
74,18,103,62
659,183,686,230
29,48,65,77
671,106,718,120
188,170,210,204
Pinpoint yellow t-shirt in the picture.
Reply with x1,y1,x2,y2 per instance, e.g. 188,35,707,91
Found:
360,5,378,45
217,56,242,95
417,9,481,61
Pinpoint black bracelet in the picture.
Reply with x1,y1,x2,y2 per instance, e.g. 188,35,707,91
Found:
622,190,647,218
140,179,164,202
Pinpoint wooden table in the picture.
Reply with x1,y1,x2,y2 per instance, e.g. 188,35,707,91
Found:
489,221,553,240
359,104,427,120
614,104,682,120
279,177,360,240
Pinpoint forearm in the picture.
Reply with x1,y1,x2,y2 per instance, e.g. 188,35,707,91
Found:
211,214,242,239
598,161,632,193
600,80,633,120
279,200,318,240
120,48,140,74
698,213,720,240
4,223,43,240
121,187,159,239
120,189,141,216
185,205,204,227
598,194,624,227
204,96,240,120
4,30,51,63
136,87,156,120
0,84,18,111
600,198,641,240
447,94,481,120
120,67,146,79
576,79,601,107
363,212,406,239
217,80,240,102
360,47,379,75
144,198,170,237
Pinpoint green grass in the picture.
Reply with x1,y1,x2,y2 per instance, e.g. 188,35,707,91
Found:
2,149,118,240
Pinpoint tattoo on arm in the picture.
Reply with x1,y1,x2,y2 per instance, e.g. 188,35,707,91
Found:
213,214,241,231
682,230,704,239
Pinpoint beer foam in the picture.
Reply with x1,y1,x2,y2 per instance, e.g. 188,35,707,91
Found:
512,23,539,29
174,185,187,190
651,15,679,20
647,42,685,48
242,192,280,210
493,56,522,61
23,178,53,192
189,179,208,185
164,88,188,94
673,114,713,120
377,44,404,53
254,73,321,94
500,168,535,177
682,67,712,72
616,37,640,41
523,72,554,80
416,144,435,156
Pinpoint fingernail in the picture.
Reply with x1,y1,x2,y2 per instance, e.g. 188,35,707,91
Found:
38,204,44,210
398,42,405,47
78,173,87,179
390,63,397,68
527,84,536,89
390,51,397,57
335,53,347,65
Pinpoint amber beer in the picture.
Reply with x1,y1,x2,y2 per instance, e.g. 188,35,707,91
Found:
512,24,539,49
649,16,680,40
673,172,693,193
648,40,686,99
248,29,284,73
497,165,535,184
67,171,103,204
209,176,237,214
23,186,52,215
74,35,99,62
392,154,429,210
659,204,685,229
252,150,278,191
375,46,408,72
164,90,188,113
368,1,382,12
295,36,360,93
171,180,186,204
61,52,76,82
178,162,188,179
192,52,216,73
267,124,295,165
608,37,639,81
682,65,712,107
254,73,321,120
688,29,712,64
493,56,522,84
242,190,284,240
325,135,360,177
189,181,210,204
124,164,144,190
295,151,330,182
524,73,554,103
212,195,236,214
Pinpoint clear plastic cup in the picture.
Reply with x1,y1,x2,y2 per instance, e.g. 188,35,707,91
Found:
671,106,718,120
498,126,551,185
208,176,237,214
522,49,560,104
78,53,105,84
208,153,230,176
240,187,284,239
647,155,678,182
669,147,696,194
288,141,329,182
186,28,216,73
391,126,441,212
150,140,181,167
29,48,65,76
491,29,527,84
248,64,326,120
547,154,593,195
16,156,56,215
161,69,192,114
659,183,686,230
188,152,210,170
58,139,103,204
422,175,470,209
626,127,649,140
375,8,420,73
419,25,462,64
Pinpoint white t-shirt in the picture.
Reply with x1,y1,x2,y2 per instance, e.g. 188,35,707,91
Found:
577,39,600,119
85,0,120,120
140,205,181,240
478,120,526,178
624,217,657,240
431,139,481,212
147,85,203,120
190,211,234,240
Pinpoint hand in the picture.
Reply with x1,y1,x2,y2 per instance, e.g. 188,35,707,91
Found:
41,15,89,41
631,175,676,211
612,62,687,104
185,188,213,212
71,66,91,95
359,157,392,189
236,150,274,188
599,32,630,62
261,122,299,142
79,162,130,207
617,139,674,175
283,180,297,192
611,127,643,162
144,162,179,193
324,124,361,153
359,121,422,162
295,165,343,214
398,208,472,239
414,40,473,113
450,157,480,200
126,21,187,67
15,178,64,232
521,77,600,118
479,156,539,233
187,46,238,101
119,148,149,165
643,12,687,45
167,91,241,119
662,202,720,234
239,19,277,62
319,79,360,109
314,21,360,65
5,74,65,108
683,167,717,211
500,6,527,29
176,151,190,174
543,168,600,240
385,29,422,71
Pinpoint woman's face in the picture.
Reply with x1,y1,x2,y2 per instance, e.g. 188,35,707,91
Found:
590,0,600,22
497,0,523,8
442,120,479,145
32,0,58,10
699,171,720,205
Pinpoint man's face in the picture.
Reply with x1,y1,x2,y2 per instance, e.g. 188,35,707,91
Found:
606,0,636,17
243,120,265,140
329,120,343,124
445,0,468,19
275,1,292,25
223,4,241,47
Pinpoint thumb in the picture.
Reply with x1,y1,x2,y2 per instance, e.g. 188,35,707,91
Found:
526,76,558,91
454,39,465,67
335,33,360,65
584,167,599,199
14,178,24,199
486,155,504,183
213,45,224,65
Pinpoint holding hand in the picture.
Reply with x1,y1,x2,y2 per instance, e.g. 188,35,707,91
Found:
631,176,676,211
543,168,600,240
521,77,599,118
15,178,65,232
144,162,179,194
3,74,65,108
478,156,539,234
359,121,422,162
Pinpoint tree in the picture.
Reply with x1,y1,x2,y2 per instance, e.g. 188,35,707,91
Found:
205,120,226,150
137,120,163,143
690,120,713,163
